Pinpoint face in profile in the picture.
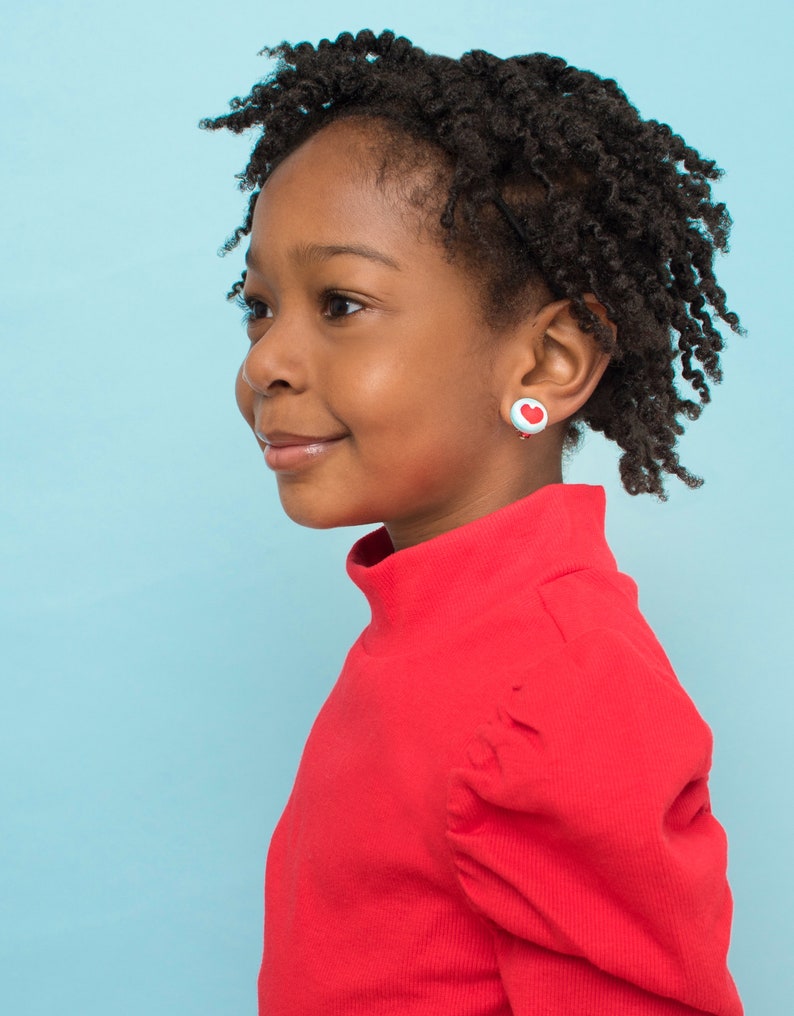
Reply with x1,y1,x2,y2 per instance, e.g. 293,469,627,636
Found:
236,120,531,547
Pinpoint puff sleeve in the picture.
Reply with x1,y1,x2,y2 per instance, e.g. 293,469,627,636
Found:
446,629,742,1015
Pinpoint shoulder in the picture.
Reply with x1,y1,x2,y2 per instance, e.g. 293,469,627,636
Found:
448,624,711,830
538,560,674,665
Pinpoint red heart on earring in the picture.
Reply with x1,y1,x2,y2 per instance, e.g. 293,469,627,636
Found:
520,404,545,425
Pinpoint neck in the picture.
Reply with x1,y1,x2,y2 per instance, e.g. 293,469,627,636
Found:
385,460,564,553
347,483,613,656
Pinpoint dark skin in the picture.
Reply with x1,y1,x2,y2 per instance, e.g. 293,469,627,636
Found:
236,121,613,551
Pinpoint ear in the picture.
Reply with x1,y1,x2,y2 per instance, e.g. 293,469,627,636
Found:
499,296,614,430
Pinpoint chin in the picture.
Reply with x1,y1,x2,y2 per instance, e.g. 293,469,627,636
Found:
277,491,379,531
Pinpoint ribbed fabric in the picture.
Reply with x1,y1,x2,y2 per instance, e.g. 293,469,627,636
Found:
259,484,742,1015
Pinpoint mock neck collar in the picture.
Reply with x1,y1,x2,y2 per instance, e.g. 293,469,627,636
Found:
346,484,615,656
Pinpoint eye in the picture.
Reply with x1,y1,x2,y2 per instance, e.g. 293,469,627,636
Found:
246,297,273,321
325,293,364,319
236,292,273,324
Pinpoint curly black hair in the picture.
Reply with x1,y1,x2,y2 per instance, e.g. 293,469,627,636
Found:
201,29,742,497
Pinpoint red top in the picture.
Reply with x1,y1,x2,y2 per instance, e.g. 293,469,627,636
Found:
259,484,741,1015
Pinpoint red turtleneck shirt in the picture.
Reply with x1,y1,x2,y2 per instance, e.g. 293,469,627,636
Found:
259,484,741,1015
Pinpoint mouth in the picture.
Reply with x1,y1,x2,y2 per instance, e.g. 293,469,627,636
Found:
256,430,347,472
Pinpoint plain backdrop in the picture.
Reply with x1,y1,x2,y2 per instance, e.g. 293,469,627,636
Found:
2,1,791,1012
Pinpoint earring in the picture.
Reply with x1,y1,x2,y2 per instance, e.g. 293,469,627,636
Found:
509,397,549,439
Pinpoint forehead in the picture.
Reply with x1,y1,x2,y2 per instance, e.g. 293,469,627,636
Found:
249,120,445,250
271,117,442,190
258,123,389,218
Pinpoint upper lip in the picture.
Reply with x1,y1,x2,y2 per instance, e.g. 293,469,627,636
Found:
256,430,346,447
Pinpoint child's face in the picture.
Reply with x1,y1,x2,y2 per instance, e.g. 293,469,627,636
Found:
236,121,533,548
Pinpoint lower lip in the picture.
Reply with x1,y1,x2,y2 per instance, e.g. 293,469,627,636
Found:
263,439,345,472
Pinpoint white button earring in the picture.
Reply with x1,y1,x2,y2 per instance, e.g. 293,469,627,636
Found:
509,397,549,439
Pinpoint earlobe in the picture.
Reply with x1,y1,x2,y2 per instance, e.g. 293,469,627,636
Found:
501,295,614,432
509,397,549,438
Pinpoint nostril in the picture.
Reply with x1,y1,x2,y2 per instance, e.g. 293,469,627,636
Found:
240,336,304,394
241,364,292,394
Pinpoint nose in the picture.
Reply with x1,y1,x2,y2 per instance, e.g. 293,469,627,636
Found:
240,319,307,396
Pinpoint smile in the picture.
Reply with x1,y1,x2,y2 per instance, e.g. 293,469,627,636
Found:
260,433,346,472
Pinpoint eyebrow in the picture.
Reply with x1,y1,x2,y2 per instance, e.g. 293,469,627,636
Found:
245,242,401,271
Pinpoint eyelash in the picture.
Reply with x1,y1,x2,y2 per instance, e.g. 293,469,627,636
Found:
235,292,269,325
235,291,365,325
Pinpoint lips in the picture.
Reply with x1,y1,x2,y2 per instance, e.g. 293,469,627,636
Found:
256,429,347,472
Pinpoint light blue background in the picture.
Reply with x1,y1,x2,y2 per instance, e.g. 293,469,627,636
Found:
2,1,791,1012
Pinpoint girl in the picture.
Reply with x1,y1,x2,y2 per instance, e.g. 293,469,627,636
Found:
202,30,742,1015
